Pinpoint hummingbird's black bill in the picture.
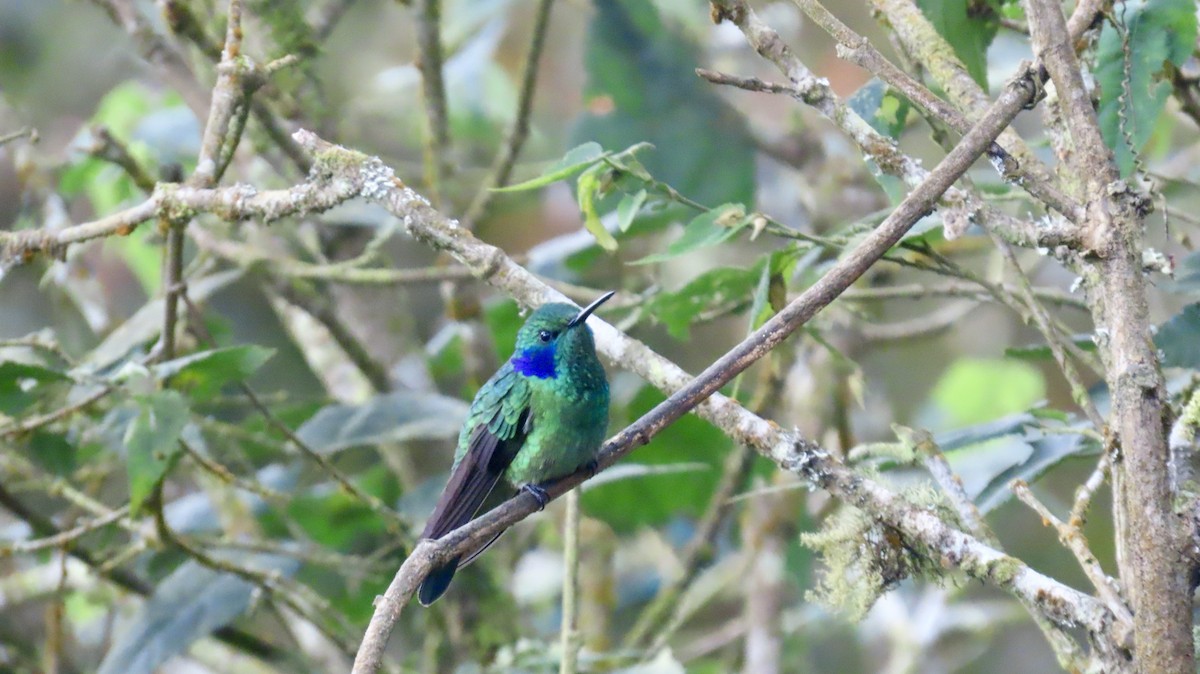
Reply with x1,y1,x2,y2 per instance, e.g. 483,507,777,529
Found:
567,290,615,329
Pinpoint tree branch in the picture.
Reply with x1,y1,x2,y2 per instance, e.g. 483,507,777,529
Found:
1026,0,1190,670
0,124,1126,670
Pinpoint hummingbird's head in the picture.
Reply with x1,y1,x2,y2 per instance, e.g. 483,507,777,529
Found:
511,291,614,379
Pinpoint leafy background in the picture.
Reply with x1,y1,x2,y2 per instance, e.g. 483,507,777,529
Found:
1,0,1199,672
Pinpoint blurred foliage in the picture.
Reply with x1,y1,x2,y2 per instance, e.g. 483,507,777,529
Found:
1095,0,1197,176
0,0,1198,673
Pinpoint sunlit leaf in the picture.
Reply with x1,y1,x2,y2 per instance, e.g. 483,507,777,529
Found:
577,165,619,251
931,358,1045,426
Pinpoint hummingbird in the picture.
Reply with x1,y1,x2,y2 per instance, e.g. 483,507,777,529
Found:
417,291,614,606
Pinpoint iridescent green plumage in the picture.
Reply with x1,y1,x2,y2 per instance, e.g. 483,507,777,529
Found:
418,294,613,605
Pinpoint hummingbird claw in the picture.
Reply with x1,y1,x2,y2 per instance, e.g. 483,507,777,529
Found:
522,484,550,510
582,459,599,479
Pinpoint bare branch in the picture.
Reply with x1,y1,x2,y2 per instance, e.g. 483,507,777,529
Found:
794,0,1082,222
464,0,557,225
416,0,452,205
707,0,1075,247
1027,0,1190,669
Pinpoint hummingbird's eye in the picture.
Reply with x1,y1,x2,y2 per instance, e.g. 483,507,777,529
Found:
538,330,554,343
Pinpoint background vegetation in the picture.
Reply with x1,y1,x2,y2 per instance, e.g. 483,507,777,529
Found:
1,0,1199,672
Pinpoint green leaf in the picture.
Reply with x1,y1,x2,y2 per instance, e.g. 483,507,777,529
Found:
616,188,648,232
286,467,393,548
124,391,189,516
1155,303,1200,368
582,385,728,531
633,204,749,264
931,358,1045,426
295,392,468,454
27,430,77,476
645,266,758,339
577,166,619,251
1096,0,1198,176
848,78,911,139
572,0,755,211
916,0,1001,87
0,361,70,415
936,412,1037,452
746,249,795,331
975,433,1096,513
97,552,299,674
83,270,244,370
151,346,275,401
491,142,607,192
91,81,153,138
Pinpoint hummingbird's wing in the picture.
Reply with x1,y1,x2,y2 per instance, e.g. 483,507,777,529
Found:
420,367,532,542
418,367,531,605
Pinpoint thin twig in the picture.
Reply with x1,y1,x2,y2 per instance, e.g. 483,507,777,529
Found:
907,427,999,546
151,483,359,655
0,386,112,438
1011,480,1133,632
994,238,1106,429
179,293,412,537
0,506,130,556
416,0,451,206
559,488,582,674
464,0,556,225
841,281,1089,310
794,0,1082,222
332,51,1121,662
85,126,155,192
706,0,1078,248
0,127,35,147
0,480,284,659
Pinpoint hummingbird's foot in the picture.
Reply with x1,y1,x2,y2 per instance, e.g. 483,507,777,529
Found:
522,484,550,510
581,459,599,479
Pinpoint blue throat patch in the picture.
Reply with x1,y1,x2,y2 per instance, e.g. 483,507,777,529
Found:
512,345,556,379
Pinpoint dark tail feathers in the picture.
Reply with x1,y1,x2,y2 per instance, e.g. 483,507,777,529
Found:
417,558,460,606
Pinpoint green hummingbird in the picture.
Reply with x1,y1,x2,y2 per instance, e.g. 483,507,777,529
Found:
417,291,614,606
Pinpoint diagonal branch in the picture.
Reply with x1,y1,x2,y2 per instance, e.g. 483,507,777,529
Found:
0,123,1127,671
330,76,1124,673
